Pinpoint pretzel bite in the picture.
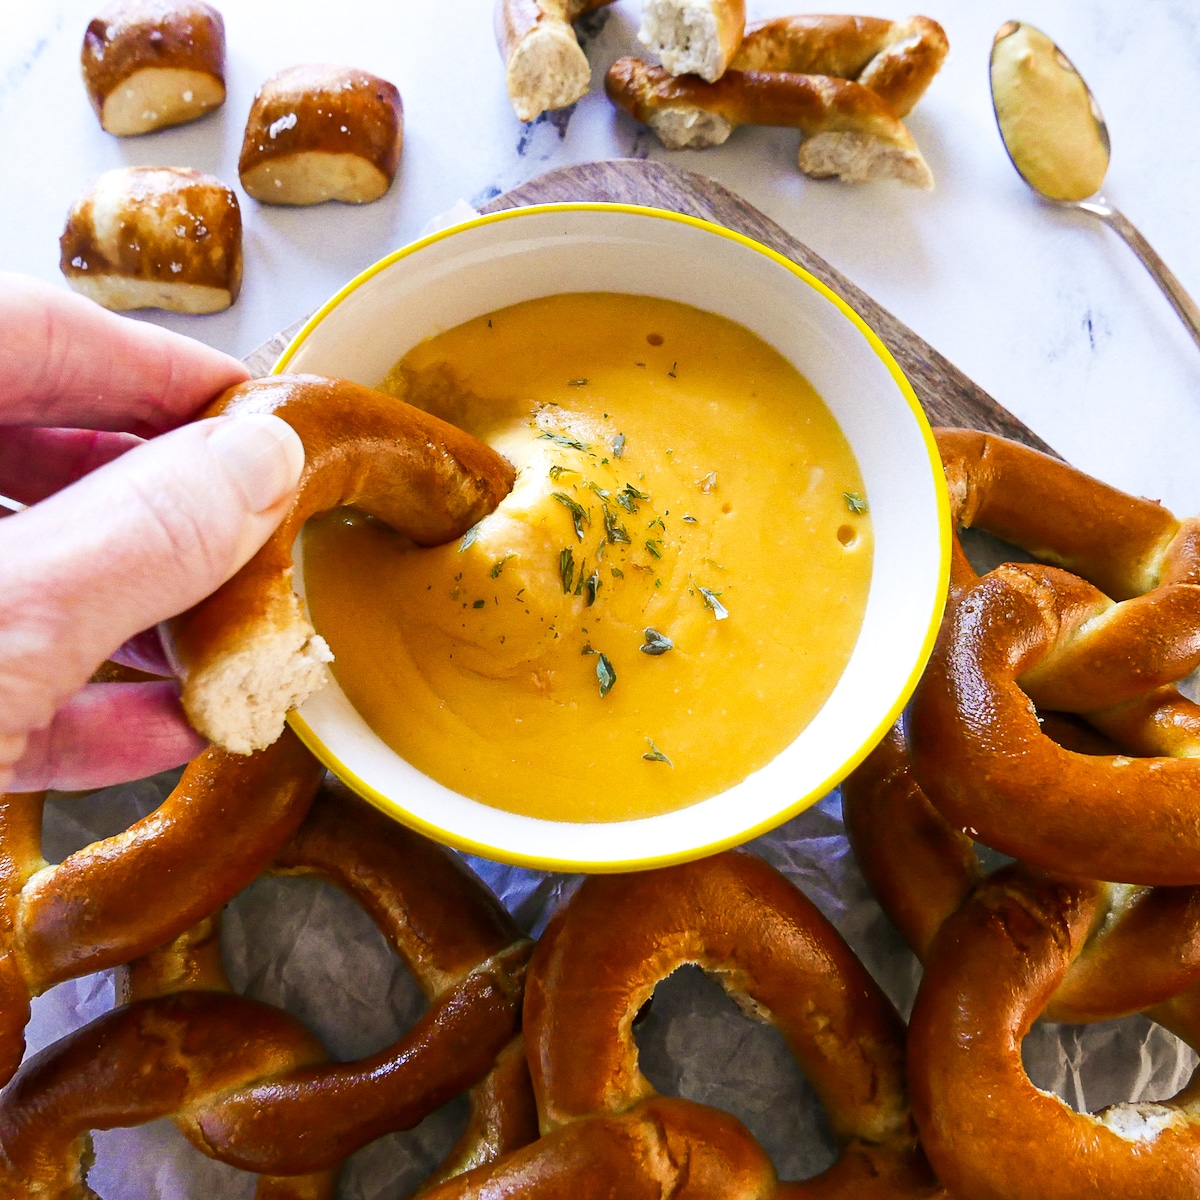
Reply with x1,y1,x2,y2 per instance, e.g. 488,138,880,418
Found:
59,166,242,313
80,1,226,135
637,0,746,83
495,0,616,122
167,374,516,755
605,57,933,187
731,14,949,117
239,64,403,205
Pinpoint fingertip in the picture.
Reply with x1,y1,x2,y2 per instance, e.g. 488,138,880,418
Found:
205,413,305,514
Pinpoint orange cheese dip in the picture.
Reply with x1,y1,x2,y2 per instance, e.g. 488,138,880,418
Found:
302,293,872,822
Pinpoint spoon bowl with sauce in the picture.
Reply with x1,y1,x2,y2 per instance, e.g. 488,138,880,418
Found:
990,20,1200,351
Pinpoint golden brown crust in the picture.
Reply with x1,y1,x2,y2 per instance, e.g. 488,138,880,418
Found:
731,14,948,117
238,64,404,205
0,780,535,1191
59,166,242,313
0,729,322,1087
167,373,516,754
81,0,226,135
495,0,616,121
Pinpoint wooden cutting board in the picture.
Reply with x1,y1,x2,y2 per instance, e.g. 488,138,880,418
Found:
244,158,1052,455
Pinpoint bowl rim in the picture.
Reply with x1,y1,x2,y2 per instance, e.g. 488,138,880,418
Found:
275,201,951,871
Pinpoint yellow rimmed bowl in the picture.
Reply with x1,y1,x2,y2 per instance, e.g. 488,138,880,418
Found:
278,203,950,872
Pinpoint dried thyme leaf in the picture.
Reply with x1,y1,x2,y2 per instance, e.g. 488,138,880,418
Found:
682,514,698,524
584,571,601,606
698,586,729,620
568,378,588,387
490,554,514,578
640,628,673,655
645,538,663,559
843,491,869,514
553,492,589,540
458,523,482,552
612,433,626,459
559,548,575,594
604,506,631,545
539,431,590,452
643,738,672,765
596,653,616,697
586,481,611,500
472,599,486,609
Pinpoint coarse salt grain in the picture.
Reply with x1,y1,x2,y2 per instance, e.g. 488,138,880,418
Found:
268,112,298,138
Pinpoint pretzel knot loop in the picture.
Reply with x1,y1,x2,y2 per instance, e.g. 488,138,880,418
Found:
0,780,537,1193
424,851,944,1198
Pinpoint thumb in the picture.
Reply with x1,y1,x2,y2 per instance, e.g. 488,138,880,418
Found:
0,413,305,736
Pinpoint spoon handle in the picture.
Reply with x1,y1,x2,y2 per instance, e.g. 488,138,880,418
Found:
1076,198,1200,352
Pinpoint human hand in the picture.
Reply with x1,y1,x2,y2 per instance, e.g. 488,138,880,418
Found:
0,274,305,792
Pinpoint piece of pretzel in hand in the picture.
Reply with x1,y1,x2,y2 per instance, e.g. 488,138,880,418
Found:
0,729,322,1087
81,1,226,135
637,0,746,83
239,64,404,205
909,867,1200,1200
482,850,943,1198
605,57,933,187
495,0,615,121
165,374,516,755
0,778,536,1192
730,15,948,118
60,166,242,313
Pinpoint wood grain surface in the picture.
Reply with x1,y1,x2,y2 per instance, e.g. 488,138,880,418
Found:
244,158,1052,454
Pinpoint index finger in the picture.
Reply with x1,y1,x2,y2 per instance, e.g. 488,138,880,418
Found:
0,273,250,435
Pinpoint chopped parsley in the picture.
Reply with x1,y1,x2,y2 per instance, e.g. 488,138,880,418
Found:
698,586,729,620
552,491,589,539
539,431,590,452
584,570,601,606
643,738,672,765
472,599,486,609
640,628,673,655
596,653,616,697
645,538,663,559
612,433,626,459
843,491,869,515
559,548,575,594
604,506,631,545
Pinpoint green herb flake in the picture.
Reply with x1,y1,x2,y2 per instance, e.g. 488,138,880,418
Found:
490,554,514,578
581,642,595,655
559,548,575,594
611,566,625,579
604,506,631,545
843,491,869,515
539,431,591,452
584,571,601,606
548,464,567,482
552,492,590,540
643,738,672,765
696,471,717,494
698,586,729,620
645,538,663,559
667,361,677,378
458,523,482,552
586,481,611,501
568,378,589,387
613,433,626,459
473,599,486,609
682,514,698,524
596,653,616,697
617,482,650,513
640,628,673,655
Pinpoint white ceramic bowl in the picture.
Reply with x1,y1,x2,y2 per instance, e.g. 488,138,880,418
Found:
277,203,950,872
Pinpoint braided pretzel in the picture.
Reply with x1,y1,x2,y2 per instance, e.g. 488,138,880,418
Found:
167,374,515,755
605,58,934,188
730,15,948,118
0,728,322,1086
495,0,615,121
445,851,939,1198
844,725,1200,1023
0,778,536,1191
908,867,1200,1200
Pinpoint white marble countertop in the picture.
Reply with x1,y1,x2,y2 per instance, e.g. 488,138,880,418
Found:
2,0,1199,515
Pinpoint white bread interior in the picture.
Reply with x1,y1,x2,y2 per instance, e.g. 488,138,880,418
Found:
64,274,233,314
798,130,934,189
649,107,734,149
638,0,733,82
100,66,224,135
241,152,391,205
506,24,592,121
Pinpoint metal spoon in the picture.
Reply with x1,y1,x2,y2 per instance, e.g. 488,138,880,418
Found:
990,20,1200,352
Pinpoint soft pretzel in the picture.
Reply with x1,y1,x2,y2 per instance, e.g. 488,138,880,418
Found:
908,560,1200,885
239,64,403,205
517,851,942,1196
166,374,515,755
730,15,948,118
0,729,321,1085
60,165,242,313
605,57,934,187
637,0,747,83
495,0,615,121
908,868,1200,1200
844,725,1200,1023
0,778,536,1191
81,1,226,135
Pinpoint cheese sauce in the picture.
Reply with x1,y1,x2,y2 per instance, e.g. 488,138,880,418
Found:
302,293,872,822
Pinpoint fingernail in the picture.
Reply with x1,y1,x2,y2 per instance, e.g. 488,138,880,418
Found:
206,414,304,513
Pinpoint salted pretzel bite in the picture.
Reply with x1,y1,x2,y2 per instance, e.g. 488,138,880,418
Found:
638,0,746,83
495,0,615,121
167,374,516,755
730,15,948,118
0,729,321,1086
239,64,403,205
0,780,535,1192
909,868,1200,1200
81,0,226,135
60,165,242,313
517,851,942,1197
605,57,934,187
